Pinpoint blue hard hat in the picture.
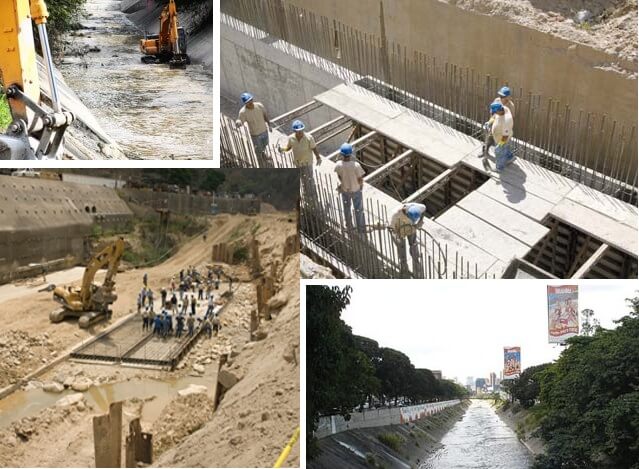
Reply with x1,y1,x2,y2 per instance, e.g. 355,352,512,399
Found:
292,120,305,131
490,102,504,114
340,143,353,156
406,205,422,224
240,92,254,104
498,86,511,97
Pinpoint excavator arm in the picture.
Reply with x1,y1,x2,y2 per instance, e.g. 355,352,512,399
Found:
79,238,125,307
0,0,74,160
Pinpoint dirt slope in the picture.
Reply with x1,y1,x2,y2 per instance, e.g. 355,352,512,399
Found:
155,253,300,468
444,0,637,64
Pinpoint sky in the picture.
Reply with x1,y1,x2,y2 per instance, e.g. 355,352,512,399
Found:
310,280,638,384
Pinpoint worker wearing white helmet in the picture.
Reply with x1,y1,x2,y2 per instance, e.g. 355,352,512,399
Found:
389,203,427,277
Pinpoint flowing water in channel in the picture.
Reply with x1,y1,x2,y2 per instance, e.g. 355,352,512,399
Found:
419,400,533,469
58,0,213,159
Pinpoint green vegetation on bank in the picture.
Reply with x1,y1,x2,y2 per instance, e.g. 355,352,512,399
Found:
502,295,639,468
44,0,86,50
0,95,11,132
306,285,468,458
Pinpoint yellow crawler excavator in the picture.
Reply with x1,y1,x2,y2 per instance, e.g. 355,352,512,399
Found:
0,0,74,160
140,0,190,68
50,238,126,328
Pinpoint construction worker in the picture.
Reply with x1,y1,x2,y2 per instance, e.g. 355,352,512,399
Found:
153,312,164,337
170,291,178,314
198,282,204,300
390,203,427,276
334,143,366,233
187,313,195,337
149,307,156,333
495,86,515,117
236,92,271,162
206,293,215,317
278,119,321,199
487,102,515,172
190,295,197,316
202,316,213,339
142,306,149,331
212,314,221,335
160,287,167,305
176,313,185,338
147,289,154,310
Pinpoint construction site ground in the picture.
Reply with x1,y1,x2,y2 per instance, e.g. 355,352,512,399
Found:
0,212,300,467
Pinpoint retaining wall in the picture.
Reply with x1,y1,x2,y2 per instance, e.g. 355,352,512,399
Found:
122,189,214,214
0,176,133,281
315,399,461,439
221,19,347,134
288,0,637,130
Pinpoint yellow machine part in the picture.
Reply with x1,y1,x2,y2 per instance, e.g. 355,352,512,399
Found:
0,0,42,122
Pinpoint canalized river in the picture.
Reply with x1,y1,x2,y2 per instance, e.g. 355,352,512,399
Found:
58,0,213,159
419,400,532,469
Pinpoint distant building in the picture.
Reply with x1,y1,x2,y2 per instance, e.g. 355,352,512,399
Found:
475,378,487,393
489,372,497,387
432,370,442,380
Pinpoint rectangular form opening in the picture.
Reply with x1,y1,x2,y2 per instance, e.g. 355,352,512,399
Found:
524,217,638,279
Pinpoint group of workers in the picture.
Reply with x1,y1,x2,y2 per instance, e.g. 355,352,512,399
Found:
235,86,515,274
138,266,223,341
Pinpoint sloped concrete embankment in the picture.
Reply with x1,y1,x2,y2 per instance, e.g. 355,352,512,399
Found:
0,175,133,283
310,401,470,469
124,0,213,71
496,403,545,457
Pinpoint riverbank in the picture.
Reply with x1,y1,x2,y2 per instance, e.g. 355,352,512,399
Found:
308,401,470,469
494,400,545,457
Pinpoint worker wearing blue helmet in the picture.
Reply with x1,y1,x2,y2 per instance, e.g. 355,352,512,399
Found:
334,143,366,233
236,92,271,163
390,202,427,277
278,119,322,199
482,86,515,170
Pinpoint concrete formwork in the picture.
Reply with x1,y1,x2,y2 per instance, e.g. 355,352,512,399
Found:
0,175,133,281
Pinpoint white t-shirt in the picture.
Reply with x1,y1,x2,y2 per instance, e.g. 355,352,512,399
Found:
287,133,316,167
334,159,365,193
390,203,426,237
238,102,268,136
491,107,514,143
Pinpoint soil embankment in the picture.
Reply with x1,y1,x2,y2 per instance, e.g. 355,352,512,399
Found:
309,401,470,469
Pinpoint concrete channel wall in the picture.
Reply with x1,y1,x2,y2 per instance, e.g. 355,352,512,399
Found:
0,176,133,283
122,189,261,215
287,0,637,130
221,19,348,132
315,399,461,439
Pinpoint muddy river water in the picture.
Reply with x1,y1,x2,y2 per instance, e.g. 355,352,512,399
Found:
0,370,216,429
419,400,533,469
59,0,212,159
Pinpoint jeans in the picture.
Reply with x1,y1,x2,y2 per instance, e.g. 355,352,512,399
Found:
495,143,515,171
396,232,422,278
299,164,317,202
251,131,269,162
341,190,366,233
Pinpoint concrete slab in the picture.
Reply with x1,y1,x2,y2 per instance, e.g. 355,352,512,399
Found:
475,176,554,223
457,191,549,247
314,86,400,129
551,199,638,256
436,207,532,263
565,184,638,230
378,112,479,168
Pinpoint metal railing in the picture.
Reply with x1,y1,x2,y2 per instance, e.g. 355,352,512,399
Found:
222,0,637,203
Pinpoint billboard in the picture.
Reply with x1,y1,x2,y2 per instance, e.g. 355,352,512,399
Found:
547,285,579,343
503,347,521,379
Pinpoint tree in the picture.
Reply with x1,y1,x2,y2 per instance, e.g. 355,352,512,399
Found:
306,285,378,457
581,308,600,337
377,348,414,405
505,363,551,408
201,171,226,192
532,295,639,468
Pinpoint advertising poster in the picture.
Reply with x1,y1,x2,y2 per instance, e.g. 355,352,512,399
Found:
503,346,521,379
547,285,579,343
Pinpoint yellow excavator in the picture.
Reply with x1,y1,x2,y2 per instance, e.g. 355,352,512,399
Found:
140,0,190,68
50,238,126,328
0,0,74,160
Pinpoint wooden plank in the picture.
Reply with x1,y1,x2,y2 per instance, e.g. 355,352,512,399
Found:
566,185,637,230
551,199,637,256
436,207,532,263
456,191,549,247
364,149,413,183
571,243,610,279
